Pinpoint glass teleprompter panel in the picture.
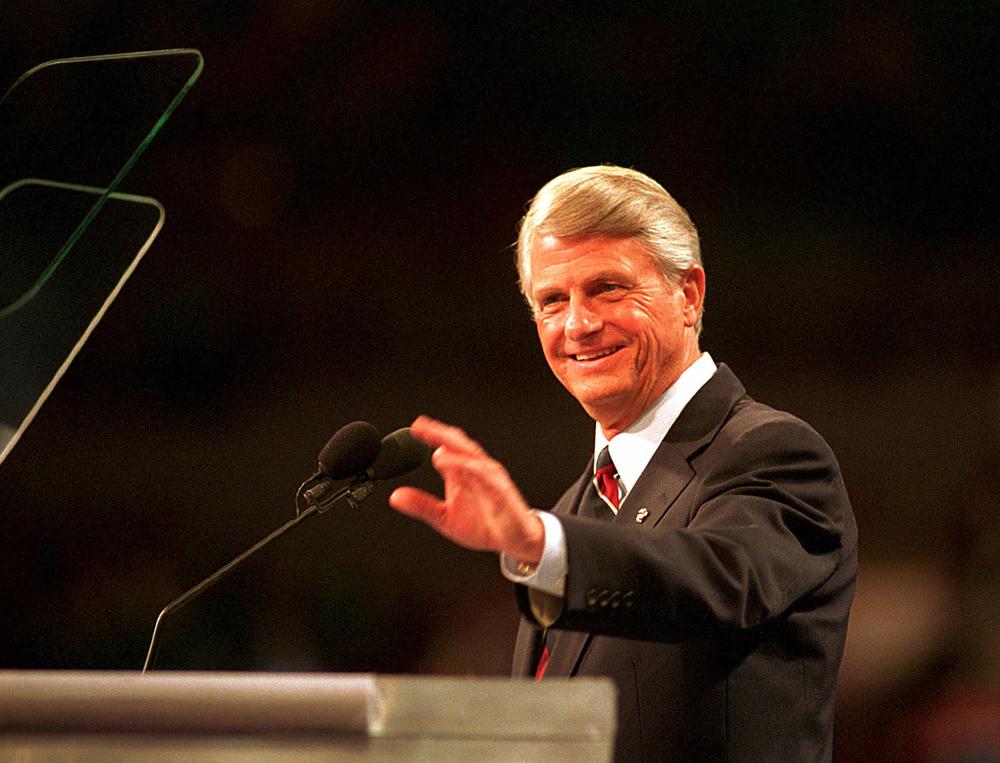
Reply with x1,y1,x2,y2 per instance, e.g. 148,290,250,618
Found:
0,50,202,464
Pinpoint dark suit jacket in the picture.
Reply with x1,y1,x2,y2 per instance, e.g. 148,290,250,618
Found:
512,364,857,762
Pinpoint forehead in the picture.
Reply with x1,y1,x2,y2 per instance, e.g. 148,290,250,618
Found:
528,235,660,287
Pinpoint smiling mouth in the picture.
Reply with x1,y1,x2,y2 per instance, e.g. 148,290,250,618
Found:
571,346,622,362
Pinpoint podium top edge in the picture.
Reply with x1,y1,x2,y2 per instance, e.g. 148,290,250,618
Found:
0,671,617,740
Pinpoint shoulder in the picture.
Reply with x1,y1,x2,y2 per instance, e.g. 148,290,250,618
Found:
700,394,842,479
723,396,832,453
697,395,854,533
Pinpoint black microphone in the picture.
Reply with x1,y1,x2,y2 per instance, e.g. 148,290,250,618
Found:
317,420,381,479
302,426,431,512
142,421,427,673
296,421,383,514
369,427,433,479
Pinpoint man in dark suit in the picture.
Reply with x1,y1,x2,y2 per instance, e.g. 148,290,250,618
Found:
390,165,857,761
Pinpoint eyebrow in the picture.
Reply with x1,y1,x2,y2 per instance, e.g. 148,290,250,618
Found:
584,269,633,284
532,268,635,299
534,267,634,289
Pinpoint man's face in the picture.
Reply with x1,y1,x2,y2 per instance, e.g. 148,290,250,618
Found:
528,235,704,436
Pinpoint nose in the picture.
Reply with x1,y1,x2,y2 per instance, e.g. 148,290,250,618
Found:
564,295,603,341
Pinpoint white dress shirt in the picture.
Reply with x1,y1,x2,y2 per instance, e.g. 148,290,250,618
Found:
501,352,718,595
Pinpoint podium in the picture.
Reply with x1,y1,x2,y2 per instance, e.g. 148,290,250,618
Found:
0,671,617,761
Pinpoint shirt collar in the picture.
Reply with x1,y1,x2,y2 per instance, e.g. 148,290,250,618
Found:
594,352,717,493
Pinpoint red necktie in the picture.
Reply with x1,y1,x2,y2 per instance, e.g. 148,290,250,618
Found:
535,448,618,680
594,458,621,512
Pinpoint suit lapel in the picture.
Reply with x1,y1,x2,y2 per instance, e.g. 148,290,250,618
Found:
615,441,693,528
616,363,746,529
555,464,593,517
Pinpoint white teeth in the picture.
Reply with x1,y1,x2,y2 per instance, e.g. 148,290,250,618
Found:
574,347,617,361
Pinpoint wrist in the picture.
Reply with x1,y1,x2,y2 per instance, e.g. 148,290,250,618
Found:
513,511,545,567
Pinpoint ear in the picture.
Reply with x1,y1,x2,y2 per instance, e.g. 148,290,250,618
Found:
679,267,706,328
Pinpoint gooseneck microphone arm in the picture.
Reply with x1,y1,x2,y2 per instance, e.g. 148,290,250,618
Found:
141,423,431,674
141,478,372,673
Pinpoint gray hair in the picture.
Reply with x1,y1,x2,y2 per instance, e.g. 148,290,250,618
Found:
516,165,703,333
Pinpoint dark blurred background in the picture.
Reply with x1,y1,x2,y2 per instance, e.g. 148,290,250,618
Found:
1,3,997,760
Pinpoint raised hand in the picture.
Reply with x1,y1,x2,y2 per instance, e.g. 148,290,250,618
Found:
388,415,545,564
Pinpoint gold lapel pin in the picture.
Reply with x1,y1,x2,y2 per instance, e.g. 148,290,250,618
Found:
635,507,649,524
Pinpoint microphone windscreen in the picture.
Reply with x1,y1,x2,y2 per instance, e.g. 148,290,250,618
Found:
370,427,432,480
318,421,381,479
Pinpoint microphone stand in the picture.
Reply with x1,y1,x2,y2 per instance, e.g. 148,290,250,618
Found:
141,477,375,673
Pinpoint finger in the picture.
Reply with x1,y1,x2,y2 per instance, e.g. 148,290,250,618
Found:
410,415,488,457
388,486,446,523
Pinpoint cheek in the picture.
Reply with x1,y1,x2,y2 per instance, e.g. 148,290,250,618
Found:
536,321,561,358
616,307,652,340
626,310,671,357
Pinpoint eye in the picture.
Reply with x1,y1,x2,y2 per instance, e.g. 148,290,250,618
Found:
538,292,566,308
595,281,625,297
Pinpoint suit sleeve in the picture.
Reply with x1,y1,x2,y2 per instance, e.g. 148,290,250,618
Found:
518,412,856,642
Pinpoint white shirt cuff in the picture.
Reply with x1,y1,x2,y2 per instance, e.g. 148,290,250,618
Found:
499,510,567,597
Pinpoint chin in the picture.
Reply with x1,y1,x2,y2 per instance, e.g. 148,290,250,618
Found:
568,387,631,412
